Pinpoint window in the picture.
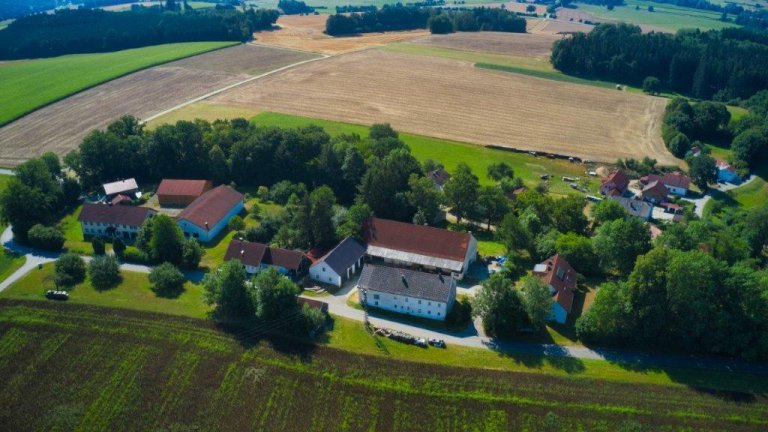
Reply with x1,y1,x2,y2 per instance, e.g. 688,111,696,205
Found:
418,300,422,304
375,301,379,306
373,294,380,300
556,266,565,280
428,302,431,306
322,267,325,272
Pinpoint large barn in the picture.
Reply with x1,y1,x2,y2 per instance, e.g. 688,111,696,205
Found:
156,179,212,207
176,185,243,242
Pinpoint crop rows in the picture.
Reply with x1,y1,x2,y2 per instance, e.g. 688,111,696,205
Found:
0,300,765,431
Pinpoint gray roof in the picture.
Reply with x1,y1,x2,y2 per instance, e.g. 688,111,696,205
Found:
314,237,365,275
358,264,454,303
610,196,653,219
103,178,138,196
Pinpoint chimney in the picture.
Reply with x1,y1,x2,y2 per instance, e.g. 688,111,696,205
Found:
205,221,209,231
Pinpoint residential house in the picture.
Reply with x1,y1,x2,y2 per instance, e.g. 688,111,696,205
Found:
103,178,140,201
363,218,477,279
224,239,308,278
428,168,451,191
599,170,630,196
532,254,577,324
78,203,155,241
649,225,663,240
176,185,244,242
309,237,366,287
156,179,213,207
717,160,741,184
610,196,653,220
358,263,456,321
640,172,690,196
641,180,668,204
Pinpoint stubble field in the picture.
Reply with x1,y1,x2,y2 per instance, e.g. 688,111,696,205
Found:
211,48,673,164
0,44,318,167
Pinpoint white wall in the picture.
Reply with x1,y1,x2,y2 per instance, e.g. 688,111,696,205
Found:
458,234,478,279
666,185,687,196
309,262,342,287
364,285,455,321
80,221,141,241
178,200,244,243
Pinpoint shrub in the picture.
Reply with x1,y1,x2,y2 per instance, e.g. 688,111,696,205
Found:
27,224,65,251
257,186,269,202
228,215,245,232
121,246,151,264
54,253,86,287
181,238,204,270
428,14,454,34
89,255,121,290
667,132,691,158
149,262,185,298
112,238,126,256
642,76,661,94
249,202,261,219
91,237,106,255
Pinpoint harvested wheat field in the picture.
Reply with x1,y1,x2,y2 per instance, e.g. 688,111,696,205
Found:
407,31,560,57
527,18,596,34
253,14,428,54
0,45,318,167
211,49,674,164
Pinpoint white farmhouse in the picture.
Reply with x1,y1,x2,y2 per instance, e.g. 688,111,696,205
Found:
363,218,477,279
176,185,243,243
78,203,155,241
309,237,366,287
224,239,308,279
358,264,456,321
532,254,577,324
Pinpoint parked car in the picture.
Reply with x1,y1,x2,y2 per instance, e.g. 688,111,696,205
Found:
45,290,69,300
428,338,446,348
540,173,550,180
415,338,428,348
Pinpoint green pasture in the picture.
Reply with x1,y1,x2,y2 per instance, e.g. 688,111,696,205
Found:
575,0,740,32
0,41,237,126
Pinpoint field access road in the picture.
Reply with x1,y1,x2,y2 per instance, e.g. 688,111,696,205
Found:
304,282,768,375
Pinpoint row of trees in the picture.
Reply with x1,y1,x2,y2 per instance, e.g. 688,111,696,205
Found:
551,23,768,101
0,7,279,59
278,0,314,14
325,5,525,36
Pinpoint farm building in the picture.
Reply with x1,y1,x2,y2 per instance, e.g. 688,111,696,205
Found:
224,239,308,278
610,196,653,220
363,218,477,279
717,160,741,184
599,170,630,196
78,203,155,241
102,178,140,201
176,185,243,242
309,237,366,287
358,263,456,321
532,254,577,324
428,168,451,190
156,179,212,207
641,180,668,204
640,172,690,196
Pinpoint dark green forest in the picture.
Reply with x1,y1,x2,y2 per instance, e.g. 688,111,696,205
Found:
0,7,278,59
551,23,768,101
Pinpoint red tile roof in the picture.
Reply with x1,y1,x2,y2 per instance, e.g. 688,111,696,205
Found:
661,172,690,190
532,254,577,313
79,203,155,226
649,225,663,240
642,180,668,201
600,170,629,195
156,179,212,197
363,218,472,262
224,240,306,271
177,185,243,229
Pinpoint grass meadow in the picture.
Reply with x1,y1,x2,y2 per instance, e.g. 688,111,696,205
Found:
0,41,237,126
0,174,25,282
576,0,740,32
0,300,765,431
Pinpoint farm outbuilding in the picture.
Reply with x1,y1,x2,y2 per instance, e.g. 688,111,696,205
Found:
309,237,366,287
156,179,212,207
176,185,243,243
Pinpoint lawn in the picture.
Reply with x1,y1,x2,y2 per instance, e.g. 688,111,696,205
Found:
576,0,740,32
252,112,600,196
58,205,114,256
0,263,211,319
0,300,765,432
0,41,237,126
0,249,24,284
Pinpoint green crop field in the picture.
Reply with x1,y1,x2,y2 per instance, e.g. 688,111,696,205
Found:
575,0,740,31
0,41,237,126
0,300,765,431
251,112,600,196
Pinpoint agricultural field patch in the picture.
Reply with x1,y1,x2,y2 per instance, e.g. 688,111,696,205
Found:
211,49,674,164
0,300,766,431
252,14,428,54
0,41,236,127
566,1,740,32
0,44,315,167
405,31,560,58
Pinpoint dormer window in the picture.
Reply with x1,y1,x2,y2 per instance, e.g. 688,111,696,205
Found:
556,266,565,280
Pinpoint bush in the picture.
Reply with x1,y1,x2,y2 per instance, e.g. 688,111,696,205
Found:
428,14,454,34
257,186,269,202
54,253,86,287
149,262,185,298
88,255,121,290
112,238,126,256
445,296,472,328
249,202,261,219
228,215,245,232
642,76,661,94
667,132,691,158
181,238,204,270
27,224,65,251
120,246,151,264
91,237,106,255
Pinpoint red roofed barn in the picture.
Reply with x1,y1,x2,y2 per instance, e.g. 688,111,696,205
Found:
363,217,477,279
176,185,244,242
599,170,629,197
157,179,213,207
532,254,577,324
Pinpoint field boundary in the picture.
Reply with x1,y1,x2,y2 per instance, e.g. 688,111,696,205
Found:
1,41,238,127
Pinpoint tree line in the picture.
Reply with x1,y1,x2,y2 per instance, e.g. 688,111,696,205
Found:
278,0,314,14
325,4,525,35
551,23,768,101
0,6,279,59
